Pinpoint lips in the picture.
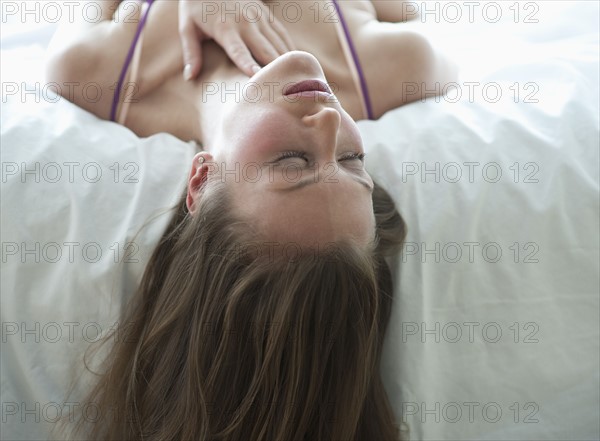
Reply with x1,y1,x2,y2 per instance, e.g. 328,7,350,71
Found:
283,79,332,96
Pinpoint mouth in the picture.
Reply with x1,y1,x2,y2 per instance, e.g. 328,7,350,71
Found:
283,79,332,96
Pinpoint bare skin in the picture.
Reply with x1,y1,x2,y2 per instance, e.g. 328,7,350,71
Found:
46,0,458,247
47,0,458,145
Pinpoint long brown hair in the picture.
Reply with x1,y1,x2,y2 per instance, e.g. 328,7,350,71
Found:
62,175,408,440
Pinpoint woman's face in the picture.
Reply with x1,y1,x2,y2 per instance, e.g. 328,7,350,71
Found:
188,51,375,249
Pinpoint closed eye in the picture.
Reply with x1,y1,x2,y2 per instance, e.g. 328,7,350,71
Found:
273,151,366,163
340,152,366,162
275,151,309,162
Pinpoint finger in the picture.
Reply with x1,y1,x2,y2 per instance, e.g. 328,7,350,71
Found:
259,22,289,55
270,18,296,51
244,29,281,67
217,31,261,76
179,20,203,80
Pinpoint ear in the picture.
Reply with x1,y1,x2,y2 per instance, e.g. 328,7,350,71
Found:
186,152,214,215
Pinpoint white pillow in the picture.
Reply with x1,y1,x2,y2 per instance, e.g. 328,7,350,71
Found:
2,94,195,440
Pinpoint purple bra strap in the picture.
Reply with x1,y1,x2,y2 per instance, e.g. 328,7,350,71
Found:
330,0,374,120
110,0,155,122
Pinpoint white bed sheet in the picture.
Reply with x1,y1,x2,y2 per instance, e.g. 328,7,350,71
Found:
1,1,599,440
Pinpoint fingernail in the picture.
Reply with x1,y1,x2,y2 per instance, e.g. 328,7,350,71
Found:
251,65,261,74
183,64,193,81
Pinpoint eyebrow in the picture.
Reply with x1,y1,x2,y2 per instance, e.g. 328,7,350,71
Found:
274,175,374,193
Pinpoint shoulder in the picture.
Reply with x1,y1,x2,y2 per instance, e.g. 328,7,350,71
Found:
358,21,459,116
46,1,183,121
45,2,156,120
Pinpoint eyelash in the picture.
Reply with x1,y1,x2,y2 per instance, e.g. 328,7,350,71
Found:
275,151,366,163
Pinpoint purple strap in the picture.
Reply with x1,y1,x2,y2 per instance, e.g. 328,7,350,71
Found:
331,0,374,120
110,0,155,122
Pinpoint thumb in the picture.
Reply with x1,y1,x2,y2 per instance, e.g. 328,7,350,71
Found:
180,21,203,81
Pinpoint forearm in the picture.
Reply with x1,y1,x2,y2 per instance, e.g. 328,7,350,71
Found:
370,0,420,22
57,0,124,27
79,0,124,23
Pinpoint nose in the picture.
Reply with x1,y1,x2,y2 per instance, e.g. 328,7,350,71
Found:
302,107,341,153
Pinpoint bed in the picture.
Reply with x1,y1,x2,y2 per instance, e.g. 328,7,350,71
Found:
2,1,598,439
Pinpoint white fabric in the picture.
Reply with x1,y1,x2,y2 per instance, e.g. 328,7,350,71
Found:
1,1,598,440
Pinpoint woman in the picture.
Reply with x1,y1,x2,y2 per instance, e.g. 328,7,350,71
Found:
46,1,457,439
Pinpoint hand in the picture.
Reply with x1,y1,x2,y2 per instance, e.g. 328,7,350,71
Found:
179,0,295,79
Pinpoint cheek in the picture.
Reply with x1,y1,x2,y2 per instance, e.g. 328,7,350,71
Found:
225,107,294,164
343,193,376,242
346,119,363,147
